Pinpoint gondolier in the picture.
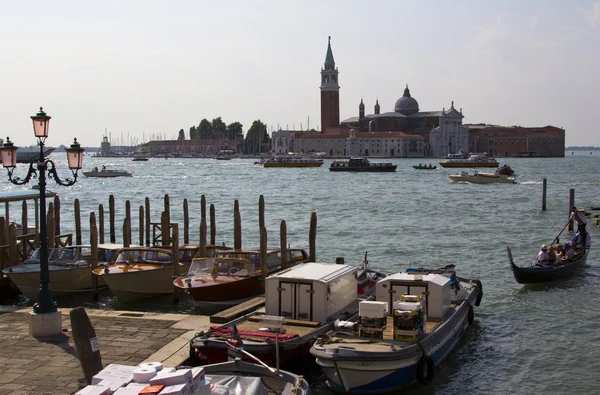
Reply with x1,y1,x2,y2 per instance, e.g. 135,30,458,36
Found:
570,206,587,247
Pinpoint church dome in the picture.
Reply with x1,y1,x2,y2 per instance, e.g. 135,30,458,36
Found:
394,85,419,115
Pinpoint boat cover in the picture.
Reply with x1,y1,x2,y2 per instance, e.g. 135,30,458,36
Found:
209,326,299,341
210,375,267,395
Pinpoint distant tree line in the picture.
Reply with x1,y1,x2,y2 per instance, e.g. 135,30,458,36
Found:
176,117,271,155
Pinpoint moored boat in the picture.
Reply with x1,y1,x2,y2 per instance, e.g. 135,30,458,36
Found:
309,265,482,393
439,153,499,168
449,171,516,184
83,167,133,178
412,164,437,170
189,262,381,366
173,248,310,308
263,156,324,168
2,244,125,299
330,157,396,172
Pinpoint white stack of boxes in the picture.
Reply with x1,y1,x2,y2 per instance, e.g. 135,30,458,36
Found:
358,301,388,339
393,295,426,342
75,362,212,395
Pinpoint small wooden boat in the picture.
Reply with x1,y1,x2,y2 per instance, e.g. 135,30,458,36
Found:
2,244,125,299
310,265,482,393
83,168,133,178
189,262,382,367
449,171,516,184
263,156,324,168
330,157,396,172
507,246,588,284
412,164,437,170
173,248,310,308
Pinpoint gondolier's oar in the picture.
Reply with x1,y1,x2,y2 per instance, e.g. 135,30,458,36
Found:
550,217,572,246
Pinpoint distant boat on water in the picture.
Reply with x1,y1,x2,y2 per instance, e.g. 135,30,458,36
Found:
0,138,56,163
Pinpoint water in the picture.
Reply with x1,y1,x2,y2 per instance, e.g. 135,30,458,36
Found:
2,152,599,394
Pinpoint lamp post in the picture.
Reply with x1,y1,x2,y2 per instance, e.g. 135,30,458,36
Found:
0,107,84,321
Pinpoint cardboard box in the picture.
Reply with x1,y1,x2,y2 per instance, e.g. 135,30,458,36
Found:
359,301,388,318
400,294,423,302
189,367,205,393
75,385,111,395
160,383,192,395
138,384,165,394
359,327,384,339
97,377,132,394
92,364,136,385
148,368,192,387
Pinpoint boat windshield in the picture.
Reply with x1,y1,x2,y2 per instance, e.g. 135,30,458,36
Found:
188,257,256,276
115,250,172,264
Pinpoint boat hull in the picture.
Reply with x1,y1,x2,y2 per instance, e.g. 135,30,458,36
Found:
440,162,498,168
3,264,106,299
329,166,396,172
95,263,190,302
508,247,588,284
449,174,516,184
83,171,132,178
174,275,264,308
16,148,55,164
263,162,323,168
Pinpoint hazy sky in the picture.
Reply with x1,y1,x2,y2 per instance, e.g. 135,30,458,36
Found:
2,1,599,148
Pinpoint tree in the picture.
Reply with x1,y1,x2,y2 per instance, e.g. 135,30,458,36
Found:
197,118,212,140
211,117,227,140
244,120,270,154
226,122,244,141
189,126,198,140
178,129,185,140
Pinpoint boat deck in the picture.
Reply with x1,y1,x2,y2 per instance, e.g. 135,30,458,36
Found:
235,313,322,338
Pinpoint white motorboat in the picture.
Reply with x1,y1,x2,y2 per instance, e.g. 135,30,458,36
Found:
83,167,133,178
449,171,516,184
310,266,483,393
439,153,499,168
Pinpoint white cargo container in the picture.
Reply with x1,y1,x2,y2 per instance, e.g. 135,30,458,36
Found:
265,262,358,324
375,272,451,319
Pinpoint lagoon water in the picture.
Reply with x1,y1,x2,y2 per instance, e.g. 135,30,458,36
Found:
2,152,599,394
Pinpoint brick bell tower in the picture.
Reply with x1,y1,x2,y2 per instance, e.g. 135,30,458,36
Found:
320,36,340,132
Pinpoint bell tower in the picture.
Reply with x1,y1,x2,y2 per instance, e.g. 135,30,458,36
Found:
320,36,340,132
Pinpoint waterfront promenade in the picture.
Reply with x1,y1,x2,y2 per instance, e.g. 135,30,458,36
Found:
0,307,211,394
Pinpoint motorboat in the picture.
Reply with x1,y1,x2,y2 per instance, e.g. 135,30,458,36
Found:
189,262,369,367
16,147,56,163
173,248,310,308
497,164,515,176
449,171,516,184
439,154,499,168
412,164,437,170
132,156,149,162
2,244,125,299
92,245,201,302
329,158,397,172
310,265,483,393
263,156,324,168
83,167,133,177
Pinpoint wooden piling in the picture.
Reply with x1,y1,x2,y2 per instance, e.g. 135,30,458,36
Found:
260,226,267,279
74,199,82,245
53,195,60,236
145,197,151,246
8,223,18,267
164,194,170,247
0,217,6,269
210,204,216,245
21,201,28,260
259,195,265,231
98,204,105,245
123,217,131,247
280,220,287,269
109,194,116,243
90,212,98,302
172,224,180,303
309,212,317,262
139,206,144,246
542,178,547,211
201,195,206,222
200,218,207,257
125,200,131,229
568,189,575,232
161,212,168,246
47,205,56,248
183,199,189,244
234,210,242,250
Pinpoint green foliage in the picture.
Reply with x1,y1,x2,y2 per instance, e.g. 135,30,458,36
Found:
243,120,271,154
178,129,185,140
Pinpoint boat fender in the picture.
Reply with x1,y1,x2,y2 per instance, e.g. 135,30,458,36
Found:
416,353,435,385
468,305,475,326
473,279,483,307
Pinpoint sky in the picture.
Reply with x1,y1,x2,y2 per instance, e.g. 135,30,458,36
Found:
1,1,599,148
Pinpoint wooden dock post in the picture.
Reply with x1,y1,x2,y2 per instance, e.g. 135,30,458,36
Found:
54,195,61,236
125,200,131,230
309,212,317,262
8,223,18,267
164,194,171,246
47,204,56,248
74,199,82,245
200,218,207,257
98,204,105,245
183,199,189,244
172,224,179,303
161,212,168,246
568,189,575,232
123,217,131,247
0,217,6,269
90,212,98,302
201,195,206,223
542,178,547,211
210,204,216,246
260,227,267,279
259,195,265,230
109,194,116,243
139,206,144,246
234,200,242,250
280,220,287,269
21,201,28,260
145,197,151,246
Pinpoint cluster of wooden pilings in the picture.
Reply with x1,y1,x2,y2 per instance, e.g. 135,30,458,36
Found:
0,192,318,282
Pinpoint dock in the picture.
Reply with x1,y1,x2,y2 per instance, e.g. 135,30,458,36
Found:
0,307,213,394
209,296,265,324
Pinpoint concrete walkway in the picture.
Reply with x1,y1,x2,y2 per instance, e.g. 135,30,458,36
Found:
0,307,212,394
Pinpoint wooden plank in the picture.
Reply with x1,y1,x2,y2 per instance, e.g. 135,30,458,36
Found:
237,320,316,337
210,297,265,324
247,315,321,328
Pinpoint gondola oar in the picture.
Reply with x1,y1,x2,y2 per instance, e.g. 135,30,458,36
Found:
550,216,572,246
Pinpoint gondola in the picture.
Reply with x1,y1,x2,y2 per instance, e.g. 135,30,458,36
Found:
507,246,588,284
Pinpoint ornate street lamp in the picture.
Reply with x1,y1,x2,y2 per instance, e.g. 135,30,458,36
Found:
0,107,84,318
